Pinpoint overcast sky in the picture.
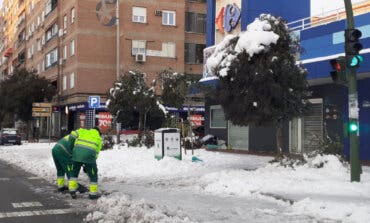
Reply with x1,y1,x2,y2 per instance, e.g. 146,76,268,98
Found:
311,0,365,16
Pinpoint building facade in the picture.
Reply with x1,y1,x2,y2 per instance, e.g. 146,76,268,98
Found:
0,0,206,136
203,0,370,161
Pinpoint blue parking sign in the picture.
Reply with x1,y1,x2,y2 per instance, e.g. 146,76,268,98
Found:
88,96,100,108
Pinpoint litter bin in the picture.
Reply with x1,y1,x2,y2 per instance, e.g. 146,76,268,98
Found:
154,128,181,160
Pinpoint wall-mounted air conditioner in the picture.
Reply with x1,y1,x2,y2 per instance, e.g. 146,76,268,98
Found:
155,10,162,16
135,53,146,62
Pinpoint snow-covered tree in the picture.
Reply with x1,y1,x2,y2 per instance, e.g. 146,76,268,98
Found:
108,71,164,131
206,14,310,153
160,71,189,110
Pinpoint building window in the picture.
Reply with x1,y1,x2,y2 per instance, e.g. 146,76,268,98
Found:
132,7,146,23
131,40,146,55
210,105,226,128
162,11,176,26
45,48,58,68
70,40,75,56
63,45,67,59
37,39,41,51
63,15,67,30
62,75,67,90
70,72,75,89
71,7,75,23
185,43,205,64
45,23,58,42
18,29,25,42
185,12,206,33
162,42,176,58
45,0,57,16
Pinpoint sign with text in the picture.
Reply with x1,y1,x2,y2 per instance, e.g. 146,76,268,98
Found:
88,96,100,109
98,112,113,133
32,102,52,117
189,115,203,126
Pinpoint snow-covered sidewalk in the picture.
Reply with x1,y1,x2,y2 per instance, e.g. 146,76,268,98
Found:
0,142,369,222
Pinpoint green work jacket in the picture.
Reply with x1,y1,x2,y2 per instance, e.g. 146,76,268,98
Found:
72,128,102,164
54,130,79,156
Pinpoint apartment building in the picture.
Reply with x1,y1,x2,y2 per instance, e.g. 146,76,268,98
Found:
0,0,206,136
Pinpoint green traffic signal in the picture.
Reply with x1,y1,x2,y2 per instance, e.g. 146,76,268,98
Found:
350,55,363,67
349,122,359,133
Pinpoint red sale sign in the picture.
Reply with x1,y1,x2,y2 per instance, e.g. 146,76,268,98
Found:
190,115,202,126
98,112,113,133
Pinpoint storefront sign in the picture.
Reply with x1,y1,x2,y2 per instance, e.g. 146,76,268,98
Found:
165,106,205,113
189,115,203,126
98,112,113,133
67,102,107,112
215,3,241,33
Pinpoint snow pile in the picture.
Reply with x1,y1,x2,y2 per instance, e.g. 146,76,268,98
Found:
0,143,56,180
291,198,370,223
85,193,193,223
206,14,280,77
199,154,370,222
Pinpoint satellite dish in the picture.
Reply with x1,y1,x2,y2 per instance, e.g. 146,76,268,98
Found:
96,0,117,26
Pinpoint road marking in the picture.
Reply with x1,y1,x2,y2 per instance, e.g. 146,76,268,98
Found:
0,209,75,218
12,202,43,208
0,178,10,181
27,177,43,180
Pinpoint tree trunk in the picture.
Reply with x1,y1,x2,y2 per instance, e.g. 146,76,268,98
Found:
138,113,143,131
276,122,283,154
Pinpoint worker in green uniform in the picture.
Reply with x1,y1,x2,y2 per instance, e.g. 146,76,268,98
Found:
52,129,78,191
69,126,103,199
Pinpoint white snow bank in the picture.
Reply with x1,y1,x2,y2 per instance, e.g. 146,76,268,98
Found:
199,154,370,222
291,198,370,223
98,145,270,182
85,192,193,223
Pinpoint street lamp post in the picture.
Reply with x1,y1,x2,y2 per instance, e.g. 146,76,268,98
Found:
116,0,121,143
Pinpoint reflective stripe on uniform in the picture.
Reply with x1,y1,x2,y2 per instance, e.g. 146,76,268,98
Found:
67,164,73,172
68,178,78,191
76,139,99,147
89,183,98,195
57,177,65,188
57,143,72,156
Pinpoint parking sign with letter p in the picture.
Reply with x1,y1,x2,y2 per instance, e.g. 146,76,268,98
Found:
89,96,100,108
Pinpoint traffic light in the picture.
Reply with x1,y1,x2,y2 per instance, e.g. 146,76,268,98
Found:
345,29,363,68
348,121,359,134
330,56,347,84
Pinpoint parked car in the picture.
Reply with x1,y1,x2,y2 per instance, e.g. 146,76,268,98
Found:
0,128,22,145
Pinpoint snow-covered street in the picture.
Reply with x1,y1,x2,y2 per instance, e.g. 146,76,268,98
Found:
0,142,369,222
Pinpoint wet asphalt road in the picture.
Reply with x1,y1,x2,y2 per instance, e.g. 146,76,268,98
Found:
0,160,86,223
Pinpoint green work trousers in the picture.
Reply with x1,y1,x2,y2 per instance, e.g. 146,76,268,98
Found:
52,145,73,178
70,161,98,183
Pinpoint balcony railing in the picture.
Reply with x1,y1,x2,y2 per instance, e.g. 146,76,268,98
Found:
288,0,370,31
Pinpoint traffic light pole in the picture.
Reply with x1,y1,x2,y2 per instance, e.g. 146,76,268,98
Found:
344,0,361,182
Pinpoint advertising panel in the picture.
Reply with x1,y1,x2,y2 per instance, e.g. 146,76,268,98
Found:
98,112,113,133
